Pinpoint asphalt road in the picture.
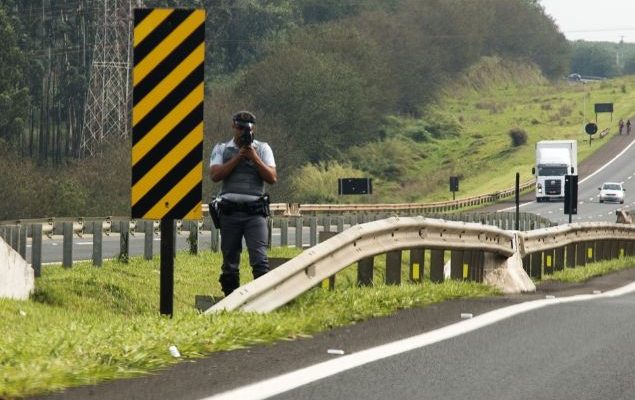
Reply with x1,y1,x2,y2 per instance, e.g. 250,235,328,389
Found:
271,285,635,400
516,134,635,224
31,268,635,400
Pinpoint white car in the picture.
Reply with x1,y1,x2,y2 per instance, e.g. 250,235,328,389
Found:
598,182,625,204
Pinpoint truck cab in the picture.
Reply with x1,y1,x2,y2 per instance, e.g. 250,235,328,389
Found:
533,140,577,202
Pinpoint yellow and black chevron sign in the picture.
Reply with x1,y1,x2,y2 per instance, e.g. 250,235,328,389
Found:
131,8,205,220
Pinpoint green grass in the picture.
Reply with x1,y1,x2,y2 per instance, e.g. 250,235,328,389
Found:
2,247,634,397
0,248,497,398
540,256,635,283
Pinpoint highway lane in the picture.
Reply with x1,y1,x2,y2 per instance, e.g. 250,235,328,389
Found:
510,137,635,224
26,227,332,264
219,284,635,400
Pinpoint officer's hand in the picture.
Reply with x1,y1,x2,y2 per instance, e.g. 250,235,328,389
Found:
239,146,258,161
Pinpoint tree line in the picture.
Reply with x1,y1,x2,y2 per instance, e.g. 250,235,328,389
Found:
0,0,573,218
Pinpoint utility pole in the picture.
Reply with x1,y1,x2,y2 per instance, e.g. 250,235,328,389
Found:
80,0,142,157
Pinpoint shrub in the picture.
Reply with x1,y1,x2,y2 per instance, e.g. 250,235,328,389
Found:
508,127,528,147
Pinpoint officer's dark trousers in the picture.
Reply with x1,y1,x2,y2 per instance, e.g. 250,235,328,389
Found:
219,211,269,295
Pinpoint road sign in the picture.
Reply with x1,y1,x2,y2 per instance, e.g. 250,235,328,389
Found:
449,176,459,192
594,103,613,113
585,122,598,135
131,8,205,220
338,178,372,195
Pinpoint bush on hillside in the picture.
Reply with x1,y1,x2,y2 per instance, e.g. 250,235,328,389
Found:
289,161,371,203
508,128,528,147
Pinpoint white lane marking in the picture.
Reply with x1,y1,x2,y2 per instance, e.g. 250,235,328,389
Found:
77,242,92,246
579,138,635,184
201,282,635,400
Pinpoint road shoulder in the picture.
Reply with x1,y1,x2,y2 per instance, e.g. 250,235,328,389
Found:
29,267,635,400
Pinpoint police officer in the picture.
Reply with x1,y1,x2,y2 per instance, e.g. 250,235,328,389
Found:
209,111,277,296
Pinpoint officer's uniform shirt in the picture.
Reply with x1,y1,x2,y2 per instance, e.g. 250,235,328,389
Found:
210,138,275,203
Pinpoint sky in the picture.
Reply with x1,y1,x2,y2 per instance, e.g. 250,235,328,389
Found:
540,0,635,43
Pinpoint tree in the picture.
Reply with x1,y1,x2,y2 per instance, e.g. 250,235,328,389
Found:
0,8,30,144
236,47,378,162
570,41,618,77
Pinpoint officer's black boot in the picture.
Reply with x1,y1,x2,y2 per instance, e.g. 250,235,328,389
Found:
219,273,240,296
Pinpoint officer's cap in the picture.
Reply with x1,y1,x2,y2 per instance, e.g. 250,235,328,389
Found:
232,111,256,124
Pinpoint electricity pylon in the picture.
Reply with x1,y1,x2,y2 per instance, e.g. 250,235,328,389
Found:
80,0,143,156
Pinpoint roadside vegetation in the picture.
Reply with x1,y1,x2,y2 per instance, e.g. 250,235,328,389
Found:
2,249,634,397
541,256,635,283
1,248,496,398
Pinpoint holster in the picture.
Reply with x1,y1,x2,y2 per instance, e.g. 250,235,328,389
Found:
209,198,222,229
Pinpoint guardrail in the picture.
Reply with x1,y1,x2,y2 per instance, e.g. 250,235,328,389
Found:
0,211,553,274
208,218,635,313
2,212,632,314
205,179,536,216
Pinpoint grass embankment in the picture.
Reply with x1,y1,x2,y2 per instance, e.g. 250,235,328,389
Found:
1,248,496,398
2,247,635,398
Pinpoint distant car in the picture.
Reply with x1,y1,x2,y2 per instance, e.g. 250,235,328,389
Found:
568,73,582,81
598,182,625,204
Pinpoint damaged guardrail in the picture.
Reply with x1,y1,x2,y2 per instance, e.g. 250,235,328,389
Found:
207,217,635,313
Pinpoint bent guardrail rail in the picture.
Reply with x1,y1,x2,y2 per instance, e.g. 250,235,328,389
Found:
207,218,635,313
207,217,527,313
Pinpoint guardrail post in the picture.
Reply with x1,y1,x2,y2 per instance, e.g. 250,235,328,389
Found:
188,221,199,255
322,215,330,233
337,217,344,233
18,225,27,259
62,222,73,268
294,217,303,248
610,240,619,259
543,249,555,275
409,248,425,283
315,230,338,290
385,250,402,285
10,226,19,252
566,244,576,268
430,249,445,283
450,250,464,280
576,242,586,267
144,221,153,260
119,220,129,263
554,247,564,271
595,240,607,261
280,218,288,247
93,222,102,267
32,224,42,277
586,241,595,264
309,217,317,247
462,250,473,280
475,251,485,282
530,252,542,278
357,257,374,286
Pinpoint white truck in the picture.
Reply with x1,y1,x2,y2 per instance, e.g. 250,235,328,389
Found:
532,140,577,202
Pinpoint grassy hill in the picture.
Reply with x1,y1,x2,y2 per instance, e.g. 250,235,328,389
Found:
295,57,635,204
